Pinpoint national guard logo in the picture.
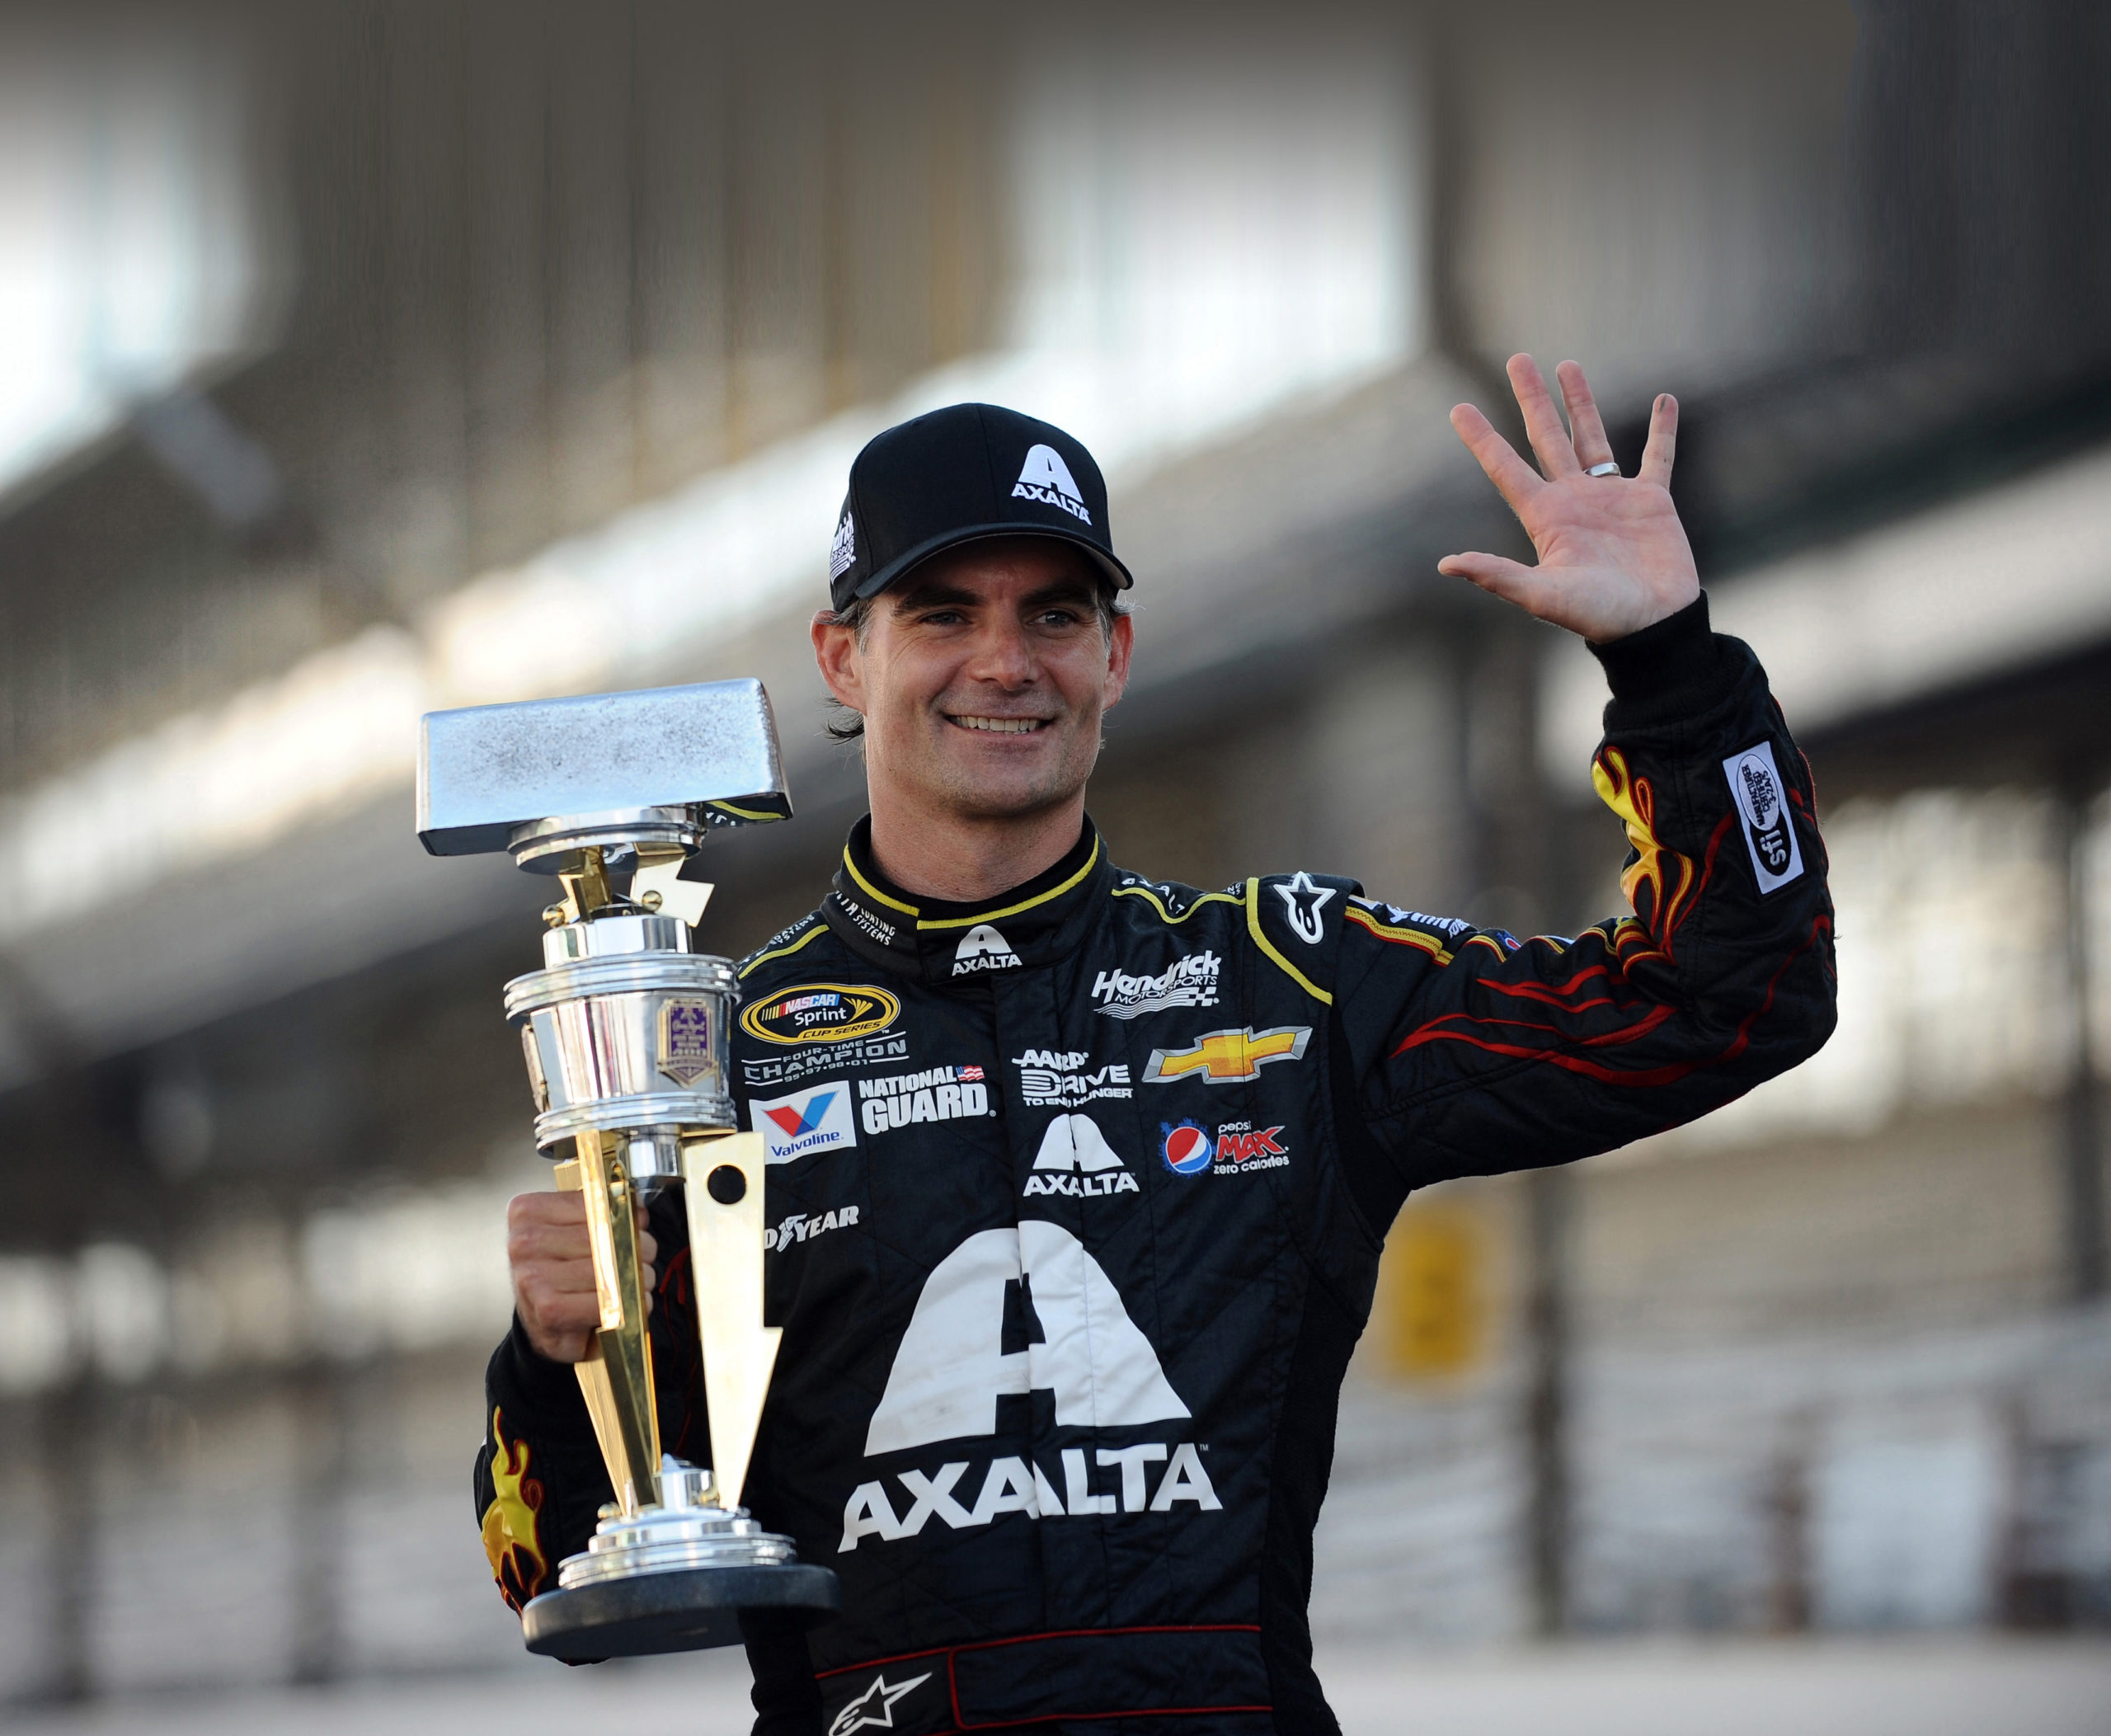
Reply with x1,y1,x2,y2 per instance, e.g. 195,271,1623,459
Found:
657,1000,717,1085
740,983,903,1047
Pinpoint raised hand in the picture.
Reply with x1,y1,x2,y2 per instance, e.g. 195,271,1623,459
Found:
1439,354,1699,643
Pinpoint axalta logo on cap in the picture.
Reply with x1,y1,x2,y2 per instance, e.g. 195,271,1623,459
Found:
1011,443,1092,525
1143,1025,1312,1084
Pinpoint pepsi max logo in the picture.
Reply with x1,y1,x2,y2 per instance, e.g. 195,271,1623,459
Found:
1161,1121,1213,1174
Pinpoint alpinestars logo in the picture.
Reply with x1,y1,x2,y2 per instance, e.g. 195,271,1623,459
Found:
1274,872,1336,944
1024,1114,1140,1198
828,1672,929,1736
863,1221,1187,1455
829,510,857,581
1093,950,1222,1019
953,924,1020,976
1011,443,1092,525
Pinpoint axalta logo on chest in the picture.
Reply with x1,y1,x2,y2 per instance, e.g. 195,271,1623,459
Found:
952,924,1020,976
1023,1113,1139,1197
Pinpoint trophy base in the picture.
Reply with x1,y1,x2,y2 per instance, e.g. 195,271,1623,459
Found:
522,1560,841,1659
521,1459,839,1659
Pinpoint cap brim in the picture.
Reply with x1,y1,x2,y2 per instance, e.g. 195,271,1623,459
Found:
851,523,1133,602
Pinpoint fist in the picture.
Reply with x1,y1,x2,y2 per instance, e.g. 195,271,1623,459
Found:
506,1190,657,1363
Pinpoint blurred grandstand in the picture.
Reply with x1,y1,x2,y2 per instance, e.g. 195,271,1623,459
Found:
0,0,2106,1713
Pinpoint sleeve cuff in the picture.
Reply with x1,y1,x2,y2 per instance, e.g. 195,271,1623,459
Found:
493,1313,595,1430
1587,592,1731,723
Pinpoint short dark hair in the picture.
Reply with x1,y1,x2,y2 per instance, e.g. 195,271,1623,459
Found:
822,573,1128,742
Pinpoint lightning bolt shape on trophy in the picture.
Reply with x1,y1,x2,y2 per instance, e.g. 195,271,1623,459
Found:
417,678,839,1660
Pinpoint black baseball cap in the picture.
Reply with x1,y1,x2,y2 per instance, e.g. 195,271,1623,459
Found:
827,402,1133,612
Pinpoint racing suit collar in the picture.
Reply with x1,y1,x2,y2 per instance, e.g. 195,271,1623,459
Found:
824,815,1109,983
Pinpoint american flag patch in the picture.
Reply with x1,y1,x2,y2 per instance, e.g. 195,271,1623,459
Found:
958,1065,984,1081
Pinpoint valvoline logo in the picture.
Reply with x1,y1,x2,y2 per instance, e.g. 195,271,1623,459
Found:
750,1080,858,1164
765,1091,837,1139
1161,1121,1213,1175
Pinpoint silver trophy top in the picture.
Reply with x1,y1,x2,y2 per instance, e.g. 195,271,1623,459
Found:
416,678,792,873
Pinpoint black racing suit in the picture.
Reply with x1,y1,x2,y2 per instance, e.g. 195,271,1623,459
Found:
476,595,1836,1734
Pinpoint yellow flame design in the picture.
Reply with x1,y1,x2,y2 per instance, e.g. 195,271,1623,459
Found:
481,1406,548,1613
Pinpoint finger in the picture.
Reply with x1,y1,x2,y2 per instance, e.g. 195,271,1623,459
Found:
515,1254,604,1294
1438,551,1563,617
639,1228,657,1268
1506,353,1582,479
1449,402,1543,515
1638,392,1678,488
1556,360,1615,471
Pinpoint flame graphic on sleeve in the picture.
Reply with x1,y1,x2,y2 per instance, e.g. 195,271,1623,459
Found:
481,1406,549,1614
1591,747,1698,960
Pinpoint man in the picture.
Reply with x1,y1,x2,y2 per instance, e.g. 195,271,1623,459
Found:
480,361,1836,1735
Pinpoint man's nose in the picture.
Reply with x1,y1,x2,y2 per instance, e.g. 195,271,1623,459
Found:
964,618,1037,686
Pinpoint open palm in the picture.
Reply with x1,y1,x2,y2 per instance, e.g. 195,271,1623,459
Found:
1439,355,1700,643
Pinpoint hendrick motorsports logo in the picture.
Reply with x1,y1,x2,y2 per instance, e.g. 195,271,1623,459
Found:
741,984,902,1046
1092,950,1221,1019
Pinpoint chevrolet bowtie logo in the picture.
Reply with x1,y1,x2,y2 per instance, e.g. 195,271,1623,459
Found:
1142,1024,1313,1084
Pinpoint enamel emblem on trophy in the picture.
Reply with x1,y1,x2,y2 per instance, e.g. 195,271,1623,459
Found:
416,679,839,1658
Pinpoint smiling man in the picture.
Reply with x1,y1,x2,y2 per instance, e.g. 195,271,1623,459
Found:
480,379,1837,1736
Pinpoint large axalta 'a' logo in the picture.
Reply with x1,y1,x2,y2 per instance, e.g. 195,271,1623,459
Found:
865,1223,1187,1455
741,983,901,1046
845,1223,1218,1550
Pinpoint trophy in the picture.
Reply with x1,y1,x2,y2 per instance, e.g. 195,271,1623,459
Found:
418,678,839,1658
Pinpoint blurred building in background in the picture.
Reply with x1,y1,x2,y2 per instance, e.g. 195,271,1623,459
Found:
0,0,2107,1708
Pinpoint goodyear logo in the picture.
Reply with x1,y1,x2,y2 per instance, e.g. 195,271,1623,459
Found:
1143,1024,1311,1084
741,983,902,1047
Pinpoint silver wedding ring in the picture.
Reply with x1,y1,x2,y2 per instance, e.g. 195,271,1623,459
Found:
1586,460,1620,478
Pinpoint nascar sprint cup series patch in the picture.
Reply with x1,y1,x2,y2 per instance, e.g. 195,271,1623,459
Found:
1723,741,1804,894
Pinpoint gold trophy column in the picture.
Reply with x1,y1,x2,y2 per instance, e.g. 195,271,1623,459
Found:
681,1131,780,1512
554,1130,661,1514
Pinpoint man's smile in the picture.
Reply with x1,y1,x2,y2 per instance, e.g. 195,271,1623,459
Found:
946,714,1050,734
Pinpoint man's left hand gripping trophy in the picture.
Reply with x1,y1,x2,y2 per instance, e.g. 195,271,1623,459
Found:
417,679,838,1658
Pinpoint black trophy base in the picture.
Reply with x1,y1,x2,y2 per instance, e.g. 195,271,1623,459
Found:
522,1563,840,1660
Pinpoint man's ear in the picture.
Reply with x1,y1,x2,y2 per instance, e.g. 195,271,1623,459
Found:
811,610,865,713
1101,611,1135,710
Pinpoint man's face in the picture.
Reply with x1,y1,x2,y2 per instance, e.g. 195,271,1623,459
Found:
812,539,1133,823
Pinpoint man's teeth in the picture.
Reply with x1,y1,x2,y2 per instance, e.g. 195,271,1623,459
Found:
951,716,1044,734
